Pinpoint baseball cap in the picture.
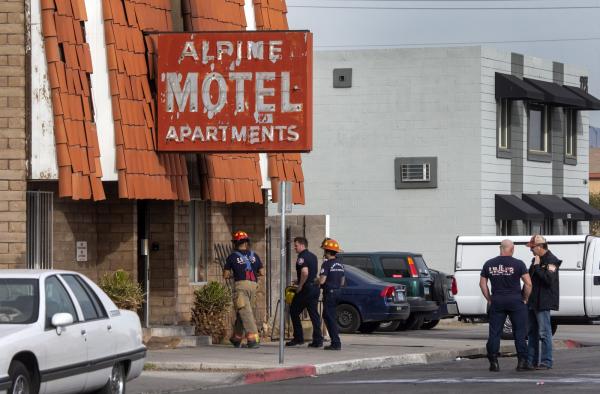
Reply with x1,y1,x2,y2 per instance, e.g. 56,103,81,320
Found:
526,234,547,248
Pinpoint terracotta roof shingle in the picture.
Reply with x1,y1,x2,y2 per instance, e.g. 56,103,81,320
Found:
41,0,105,201
104,0,189,200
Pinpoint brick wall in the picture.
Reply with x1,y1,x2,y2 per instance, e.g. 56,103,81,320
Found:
45,183,137,282
266,215,327,320
0,0,26,268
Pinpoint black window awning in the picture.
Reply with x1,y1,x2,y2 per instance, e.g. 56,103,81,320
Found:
523,78,587,108
522,194,586,220
563,86,600,110
495,194,544,221
495,73,545,101
563,197,600,220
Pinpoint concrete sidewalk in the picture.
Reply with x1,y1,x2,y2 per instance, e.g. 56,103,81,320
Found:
132,324,586,393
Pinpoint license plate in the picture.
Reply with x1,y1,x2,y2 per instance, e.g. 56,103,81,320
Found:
396,306,404,311
424,287,430,295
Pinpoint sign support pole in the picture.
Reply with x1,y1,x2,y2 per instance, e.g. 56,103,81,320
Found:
279,181,286,364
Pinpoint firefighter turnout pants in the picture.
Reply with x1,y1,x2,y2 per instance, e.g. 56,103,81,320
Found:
232,280,259,342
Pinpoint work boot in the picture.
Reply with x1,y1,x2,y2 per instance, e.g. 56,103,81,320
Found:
285,340,304,347
324,345,341,351
307,341,323,348
488,357,500,372
229,338,241,348
516,359,529,371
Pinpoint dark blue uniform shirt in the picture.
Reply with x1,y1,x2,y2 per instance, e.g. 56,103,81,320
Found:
481,256,527,300
224,250,263,282
320,258,345,290
296,249,318,285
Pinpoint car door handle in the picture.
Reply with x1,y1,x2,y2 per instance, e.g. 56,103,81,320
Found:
81,329,87,336
594,276,600,286
107,324,112,331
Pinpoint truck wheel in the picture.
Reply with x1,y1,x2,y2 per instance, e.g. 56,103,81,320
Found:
376,320,402,332
430,271,447,303
421,319,440,330
336,304,361,333
501,316,514,340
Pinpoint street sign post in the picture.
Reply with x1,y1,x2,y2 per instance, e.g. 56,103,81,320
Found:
279,181,291,364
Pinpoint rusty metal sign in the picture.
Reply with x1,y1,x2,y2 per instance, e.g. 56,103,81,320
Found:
156,31,313,153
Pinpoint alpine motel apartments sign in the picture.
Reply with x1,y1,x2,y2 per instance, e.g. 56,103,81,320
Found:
156,31,313,152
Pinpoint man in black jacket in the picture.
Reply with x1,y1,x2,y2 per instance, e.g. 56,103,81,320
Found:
526,234,561,370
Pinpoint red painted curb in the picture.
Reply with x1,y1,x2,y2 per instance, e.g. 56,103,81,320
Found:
564,339,583,349
244,365,317,384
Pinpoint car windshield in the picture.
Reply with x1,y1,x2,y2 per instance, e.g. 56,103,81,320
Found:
0,278,39,324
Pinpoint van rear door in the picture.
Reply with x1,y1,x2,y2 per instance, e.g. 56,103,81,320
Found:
585,237,600,317
454,242,494,316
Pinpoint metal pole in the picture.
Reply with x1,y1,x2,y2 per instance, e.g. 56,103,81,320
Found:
279,181,286,364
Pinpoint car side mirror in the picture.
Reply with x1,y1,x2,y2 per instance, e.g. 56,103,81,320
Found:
52,313,73,335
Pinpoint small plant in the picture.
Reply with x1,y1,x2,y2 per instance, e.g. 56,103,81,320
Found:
99,270,144,311
191,281,232,343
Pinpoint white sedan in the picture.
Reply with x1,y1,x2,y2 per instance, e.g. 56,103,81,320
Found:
0,270,146,394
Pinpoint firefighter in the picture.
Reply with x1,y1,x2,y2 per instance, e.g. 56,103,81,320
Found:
319,238,345,350
223,231,264,349
286,237,323,348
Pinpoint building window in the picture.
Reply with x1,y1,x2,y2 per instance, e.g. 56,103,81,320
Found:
497,99,511,150
26,191,53,269
527,104,552,162
565,109,577,165
497,220,512,236
394,157,437,189
565,220,577,235
189,200,209,283
528,105,550,152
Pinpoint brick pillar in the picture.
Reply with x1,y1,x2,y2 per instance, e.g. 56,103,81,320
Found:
0,0,26,268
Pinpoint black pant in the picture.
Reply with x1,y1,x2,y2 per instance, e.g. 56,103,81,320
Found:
323,288,341,348
486,297,528,361
290,284,323,343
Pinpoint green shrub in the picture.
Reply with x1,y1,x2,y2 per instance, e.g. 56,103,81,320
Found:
191,281,231,343
99,270,144,311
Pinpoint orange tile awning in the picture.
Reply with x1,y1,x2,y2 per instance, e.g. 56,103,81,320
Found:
42,0,303,205
41,0,105,201
185,0,305,205
103,0,190,200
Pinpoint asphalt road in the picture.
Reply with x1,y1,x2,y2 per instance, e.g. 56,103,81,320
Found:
197,346,600,394
130,323,600,394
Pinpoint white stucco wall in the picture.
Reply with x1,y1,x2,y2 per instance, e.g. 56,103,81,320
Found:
30,0,57,179
280,46,592,273
284,46,484,272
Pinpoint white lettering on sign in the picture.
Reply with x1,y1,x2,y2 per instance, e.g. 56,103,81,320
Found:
165,125,300,144
164,71,302,118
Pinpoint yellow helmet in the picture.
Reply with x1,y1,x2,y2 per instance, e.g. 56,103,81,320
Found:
285,286,297,305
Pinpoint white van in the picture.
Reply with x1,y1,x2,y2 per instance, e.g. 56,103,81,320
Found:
454,235,600,333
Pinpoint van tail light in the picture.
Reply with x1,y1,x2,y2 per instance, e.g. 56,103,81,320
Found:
451,276,458,295
407,257,419,278
380,286,395,300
